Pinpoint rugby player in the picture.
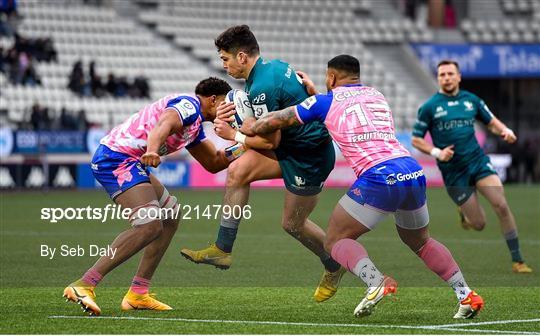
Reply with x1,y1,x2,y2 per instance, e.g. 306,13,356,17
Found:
412,60,532,273
242,55,484,319
180,25,345,302
63,77,235,315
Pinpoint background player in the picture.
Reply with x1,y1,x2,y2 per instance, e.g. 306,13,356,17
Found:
180,25,345,302
242,55,484,319
412,60,532,274
63,78,234,315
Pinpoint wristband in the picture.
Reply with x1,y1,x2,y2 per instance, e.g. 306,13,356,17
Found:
224,143,246,162
430,147,441,159
234,131,247,144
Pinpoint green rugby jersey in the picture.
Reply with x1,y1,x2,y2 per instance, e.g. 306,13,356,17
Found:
245,57,330,151
413,90,494,171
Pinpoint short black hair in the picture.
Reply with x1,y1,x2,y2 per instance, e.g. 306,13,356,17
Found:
327,54,360,77
195,77,232,97
437,59,460,72
215,25,260,56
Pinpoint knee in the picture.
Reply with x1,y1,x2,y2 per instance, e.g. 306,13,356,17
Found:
493,200,510,218
138,220,163,241
469,217,486,231
226,160,252,186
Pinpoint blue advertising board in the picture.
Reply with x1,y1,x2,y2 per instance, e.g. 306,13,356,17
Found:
15,131,86,153
411,44,540,78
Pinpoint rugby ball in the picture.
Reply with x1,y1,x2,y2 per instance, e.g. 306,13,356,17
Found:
225,89,255,129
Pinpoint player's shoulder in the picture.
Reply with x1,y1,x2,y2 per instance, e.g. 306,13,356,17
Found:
459,89,481,101
165,94,202,121
419,93,441,111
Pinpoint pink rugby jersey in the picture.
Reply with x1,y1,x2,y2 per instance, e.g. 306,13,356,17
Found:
295,84,410,176
100,94,206,158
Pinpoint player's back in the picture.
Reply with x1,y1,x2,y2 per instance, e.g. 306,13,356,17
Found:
246,57,331,151
101,94,202,158
325,85,410,176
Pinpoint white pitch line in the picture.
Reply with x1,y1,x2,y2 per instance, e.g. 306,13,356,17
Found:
425,318,540,328
48,315,540,335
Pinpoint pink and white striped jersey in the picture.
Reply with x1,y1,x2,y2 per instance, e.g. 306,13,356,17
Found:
296,84,410,177
100,94,206,159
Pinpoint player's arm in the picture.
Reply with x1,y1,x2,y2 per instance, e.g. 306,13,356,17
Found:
474,96,516,144
242,106,300,136
411,105,454,162
215,102,280,149
187,139,230,174
486,117,516,144
142,108,182,167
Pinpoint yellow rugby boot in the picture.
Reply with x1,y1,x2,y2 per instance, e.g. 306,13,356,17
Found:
121,290,172,311
180,243,232,270
63,281,101,316
512,262,533,273
314,267,347,302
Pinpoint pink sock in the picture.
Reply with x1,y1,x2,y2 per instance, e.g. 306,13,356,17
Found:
130,276,150,295
81,268,103,287
331,238,384,287
418,238,460,281
330,238,368,272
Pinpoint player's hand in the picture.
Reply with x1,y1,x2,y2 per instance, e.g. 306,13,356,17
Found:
297,70,318,96
213,118,236,140
501,128,517,144
239,116,256,136
438,145,455,162
141,152,161,167
216,101,236,123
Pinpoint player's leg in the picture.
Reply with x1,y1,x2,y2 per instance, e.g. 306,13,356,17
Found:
325,196,396,317
444,169,487,231
64,182,163,315
180,149,281,268
458,192,487,231
476,174,532,273
122,175,179,310
395,158,483,319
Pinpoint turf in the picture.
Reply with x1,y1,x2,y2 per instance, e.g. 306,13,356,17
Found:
1,186,539,334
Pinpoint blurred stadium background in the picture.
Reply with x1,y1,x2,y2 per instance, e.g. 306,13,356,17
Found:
1,0,539,189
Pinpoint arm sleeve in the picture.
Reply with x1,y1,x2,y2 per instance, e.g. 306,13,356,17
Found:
475,97,494,125
166,96,200,126
295,93,333,124
185,125,206,149
412,104,432,138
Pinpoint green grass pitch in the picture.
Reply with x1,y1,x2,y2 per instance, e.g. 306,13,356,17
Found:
1,186,539,334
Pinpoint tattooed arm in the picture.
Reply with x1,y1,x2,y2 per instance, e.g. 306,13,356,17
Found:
243,106,301,136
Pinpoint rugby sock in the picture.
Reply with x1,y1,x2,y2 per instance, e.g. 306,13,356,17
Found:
130,276,150,295
417,238,459,281
80,268,103,287
417,238,471,301
331,238,384,288
504,229,523,262
215,217,240,253
320,254,342,273
446,271,472,301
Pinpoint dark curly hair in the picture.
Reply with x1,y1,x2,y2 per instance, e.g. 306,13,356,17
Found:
195,77,232,97
214,25,260,56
